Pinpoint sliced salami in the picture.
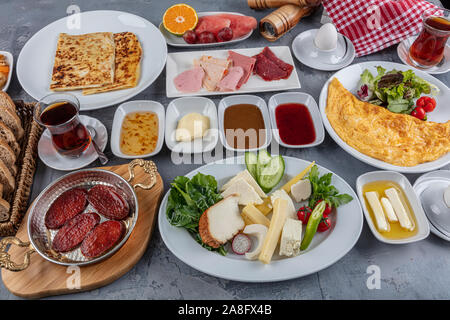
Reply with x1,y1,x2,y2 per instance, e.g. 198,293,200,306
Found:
45,188,88,229
87,185,129,220
81,220,125,258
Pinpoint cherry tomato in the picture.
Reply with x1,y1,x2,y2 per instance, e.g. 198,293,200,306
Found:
317,216,332,232
416,97,427,108
430,97,436,108
297,206,312,225
216,27,233,42
424,102,436,113
316,199,332,215
411,107,426,120
183,30,197,44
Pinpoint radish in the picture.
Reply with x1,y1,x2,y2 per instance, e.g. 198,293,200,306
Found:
231,234,252,255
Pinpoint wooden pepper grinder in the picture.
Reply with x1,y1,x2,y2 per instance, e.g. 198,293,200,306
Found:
259,4,315,41
248,0,321,10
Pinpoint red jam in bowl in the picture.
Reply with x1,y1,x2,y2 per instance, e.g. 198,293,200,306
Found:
275,103,316,146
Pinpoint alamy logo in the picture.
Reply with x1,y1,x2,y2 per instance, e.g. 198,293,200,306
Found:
66,5,81,30
66,265,81,289
366,5,382,30
366,265,381,290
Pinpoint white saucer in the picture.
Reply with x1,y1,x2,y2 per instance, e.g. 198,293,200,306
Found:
397,35,450,74
292,29,355,71
38,115,108,171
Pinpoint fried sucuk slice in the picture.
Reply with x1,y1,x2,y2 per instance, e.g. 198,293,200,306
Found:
81,220,125,258
45,188,88,229
87,185,129,220
52,212,100,253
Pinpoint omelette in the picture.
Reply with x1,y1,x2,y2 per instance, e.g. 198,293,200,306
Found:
50,32,115,91
326,78,450,167
83,32,142,95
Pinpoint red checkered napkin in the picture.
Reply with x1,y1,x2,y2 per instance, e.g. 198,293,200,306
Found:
322,0,439,57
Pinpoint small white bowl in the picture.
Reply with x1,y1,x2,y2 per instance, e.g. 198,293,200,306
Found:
218,95,272,153
165,97,218,154
0,51,13,92
356,171,430,244
111,100,165,159
268,92,324,148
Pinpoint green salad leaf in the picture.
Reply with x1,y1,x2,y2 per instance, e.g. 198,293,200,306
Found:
166,172,226,255
307,165,353,209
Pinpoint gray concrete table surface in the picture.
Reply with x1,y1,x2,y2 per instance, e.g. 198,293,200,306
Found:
0,0,449,300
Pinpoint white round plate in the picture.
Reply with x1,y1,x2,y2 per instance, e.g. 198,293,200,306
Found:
158,156,363,282
292,29,355,71
17,10,167,111
38,115,107,171
397,35,450,75
319,61,450,173
159,12,254,48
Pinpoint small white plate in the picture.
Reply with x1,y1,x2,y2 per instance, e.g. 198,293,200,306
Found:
268,92,324,148
111,100,165,159
218,95,272,152
413,170,450,241
166,46,300,98
0,51,13,92
16,10,167,110
292,29,355,71
38,115,107,171
159,11,254,48
319,61,450,173
356,171,430,244
165,97,218,154
397,35,450,75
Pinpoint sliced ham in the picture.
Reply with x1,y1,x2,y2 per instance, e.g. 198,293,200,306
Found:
217,66,244,91
174,67,205,93
216,14,257,39
196,56,231,91
195,16,231,35
228,51,256,88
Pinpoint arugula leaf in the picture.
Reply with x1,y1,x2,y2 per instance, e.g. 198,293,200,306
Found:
166,173,226,255
307,165,353,209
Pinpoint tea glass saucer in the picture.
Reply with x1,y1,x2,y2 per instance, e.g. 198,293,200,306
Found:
38,115,108,171
397,35,450,74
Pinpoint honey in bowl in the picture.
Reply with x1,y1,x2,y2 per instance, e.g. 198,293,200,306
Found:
363,181,418,240
120,112,158,155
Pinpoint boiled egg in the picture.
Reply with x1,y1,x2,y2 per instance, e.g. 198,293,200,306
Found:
314,23,338,51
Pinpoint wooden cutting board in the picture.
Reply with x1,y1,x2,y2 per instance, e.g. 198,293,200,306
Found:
1,162,164,299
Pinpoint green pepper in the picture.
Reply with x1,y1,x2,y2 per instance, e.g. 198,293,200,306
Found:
300,201,326,251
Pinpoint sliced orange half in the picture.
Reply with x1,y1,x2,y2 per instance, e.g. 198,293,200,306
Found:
163,3,198,36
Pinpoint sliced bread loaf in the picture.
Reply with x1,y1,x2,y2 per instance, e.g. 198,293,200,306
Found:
0,138,16,176
0,91,16,113
0,106,24,141
0,158,15,194
0,121,20,156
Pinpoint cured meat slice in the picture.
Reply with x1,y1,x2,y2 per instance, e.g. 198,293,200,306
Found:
217,66,244,91
195,16,231,36
52,212,100,253
45,188,88,229
216,14,257,39
228,51,256,88
252,47,293,81
87,185,129,220
195,56,231,91
174,67,205,93
261,47,293,75
81,220,125,258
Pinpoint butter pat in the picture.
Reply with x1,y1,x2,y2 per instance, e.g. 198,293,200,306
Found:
365,191,389,232
279,218,302,257
385,188,413,231
175,113,210,142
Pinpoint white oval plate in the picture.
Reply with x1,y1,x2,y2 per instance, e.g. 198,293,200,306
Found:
319,61,450,173
218,95,272,153
165,97,218,154
397,35,450,75
17,10,167,111
0,51,13,92
158,156,363,282
159,11,254,48
111,100,165,159
268,92,324,148
356,171,430,244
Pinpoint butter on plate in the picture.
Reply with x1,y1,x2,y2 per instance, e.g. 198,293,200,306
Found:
175,112,210,142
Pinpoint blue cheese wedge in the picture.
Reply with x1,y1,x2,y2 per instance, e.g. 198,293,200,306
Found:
279,218,302,257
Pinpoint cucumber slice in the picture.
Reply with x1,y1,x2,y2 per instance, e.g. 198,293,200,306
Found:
258,155,285,192
245,152,258,180
256,149,272,179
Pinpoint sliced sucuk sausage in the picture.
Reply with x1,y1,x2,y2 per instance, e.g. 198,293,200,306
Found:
52,212,100,253
45,188,88,229
87,185,129,220
81,220,125,258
